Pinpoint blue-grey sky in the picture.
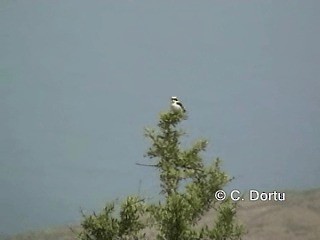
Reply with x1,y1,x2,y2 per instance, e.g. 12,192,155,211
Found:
0,0,319,235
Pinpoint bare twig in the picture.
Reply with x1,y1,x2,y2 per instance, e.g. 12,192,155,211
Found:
136,162,158,167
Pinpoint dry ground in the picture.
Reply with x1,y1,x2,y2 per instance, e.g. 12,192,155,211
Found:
238,189,320,240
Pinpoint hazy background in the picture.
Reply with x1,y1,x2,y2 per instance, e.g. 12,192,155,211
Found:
0,0,319,235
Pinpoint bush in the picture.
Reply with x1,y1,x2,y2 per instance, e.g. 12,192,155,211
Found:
79,111,244,240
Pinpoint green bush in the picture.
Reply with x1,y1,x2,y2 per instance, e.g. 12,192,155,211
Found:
79,111,244,240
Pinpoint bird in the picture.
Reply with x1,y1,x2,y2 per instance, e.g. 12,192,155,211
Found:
170,96,186,113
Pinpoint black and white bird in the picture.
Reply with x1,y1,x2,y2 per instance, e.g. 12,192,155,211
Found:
170,96,186,113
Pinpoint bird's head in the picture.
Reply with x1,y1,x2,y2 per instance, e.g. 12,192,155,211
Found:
171,96,178,103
